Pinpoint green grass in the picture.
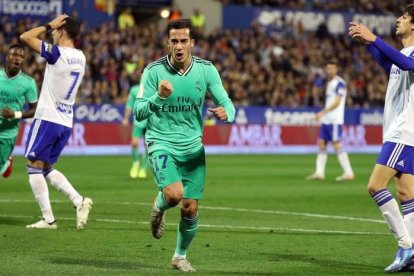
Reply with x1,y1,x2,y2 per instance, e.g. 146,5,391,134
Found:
0,154,409,275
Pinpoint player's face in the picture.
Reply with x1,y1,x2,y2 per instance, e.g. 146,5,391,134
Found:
6,48,24,73
167,28,194,65
396,13,414,37
325,64,337,79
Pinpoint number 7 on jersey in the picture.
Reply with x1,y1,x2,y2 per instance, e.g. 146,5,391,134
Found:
65,71,80,100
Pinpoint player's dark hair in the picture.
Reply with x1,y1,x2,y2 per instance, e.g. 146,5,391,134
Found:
166,19,194,39
325,59,338,66
8,44,24,53
59,16,81,40
404,4,414,23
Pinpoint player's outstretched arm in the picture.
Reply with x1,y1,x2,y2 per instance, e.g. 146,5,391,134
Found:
20,14,68,53
370,37,414,71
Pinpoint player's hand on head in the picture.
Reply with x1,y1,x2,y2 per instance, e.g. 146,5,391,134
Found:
158,80,173,98
208,106,227,122
1,107,15,118
48,14,68,30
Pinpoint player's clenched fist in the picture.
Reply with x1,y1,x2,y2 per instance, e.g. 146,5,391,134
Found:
158,80,173,98
208,106,227,122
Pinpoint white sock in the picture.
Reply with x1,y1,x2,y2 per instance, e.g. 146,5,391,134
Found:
380,199,412,248
401,199,414,244
316,152,327,176
45,169,83,207
28,173,55,223
337,151,354,176
404,213,414,243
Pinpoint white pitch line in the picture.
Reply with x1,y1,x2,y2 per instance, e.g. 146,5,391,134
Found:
0,198,385,224
0,214,388,236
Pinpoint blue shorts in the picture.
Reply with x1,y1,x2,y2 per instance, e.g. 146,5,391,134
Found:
377,142,414,174
319,124,343,142
25,119,71,165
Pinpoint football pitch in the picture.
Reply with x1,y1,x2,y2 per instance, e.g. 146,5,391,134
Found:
0,154,409,275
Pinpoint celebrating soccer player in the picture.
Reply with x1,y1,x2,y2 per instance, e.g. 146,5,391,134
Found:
349,4,414,272
133,19,235,272
20,15,92,230
0,44,38,178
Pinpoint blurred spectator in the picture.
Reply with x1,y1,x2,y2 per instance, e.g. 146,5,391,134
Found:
169,8,182,21
1,13,396,107
191,8,206,38
118,8,135,30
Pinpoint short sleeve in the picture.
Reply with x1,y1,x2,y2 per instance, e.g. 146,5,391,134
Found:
41,42,61,64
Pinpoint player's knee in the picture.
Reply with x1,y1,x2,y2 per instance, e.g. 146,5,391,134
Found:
181,203,198,218
163,188,183,206
367,182,378,195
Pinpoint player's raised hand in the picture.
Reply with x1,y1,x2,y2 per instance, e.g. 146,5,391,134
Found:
348,22,376,44
48,14,69,30
208,106,227,122
158,80,173,98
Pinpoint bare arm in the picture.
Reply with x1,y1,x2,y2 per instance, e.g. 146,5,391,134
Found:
315,95,341,121
122,108,132,126
1,102,37,119
19,15,68,54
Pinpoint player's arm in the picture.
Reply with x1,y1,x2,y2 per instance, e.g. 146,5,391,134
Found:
1,102,37,119
349,22,414,71
19,14,68,54
206,65,235,123
2,78,38,119
366,44,392,74
315,82,345,121
123,89,134,126
133,68,170,122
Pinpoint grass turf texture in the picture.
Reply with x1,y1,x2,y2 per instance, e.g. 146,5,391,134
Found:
0,154,409,275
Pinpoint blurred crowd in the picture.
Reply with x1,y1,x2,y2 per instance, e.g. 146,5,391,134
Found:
0,12,399,108
220,0,408,15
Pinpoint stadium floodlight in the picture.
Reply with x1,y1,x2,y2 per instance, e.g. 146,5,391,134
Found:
160,8,170,19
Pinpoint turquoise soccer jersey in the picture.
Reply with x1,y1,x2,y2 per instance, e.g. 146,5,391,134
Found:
133,55,235,156
127,84,147,130
0,69,38,139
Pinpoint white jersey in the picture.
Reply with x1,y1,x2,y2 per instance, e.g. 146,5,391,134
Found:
321,76,347,125
34,42,85,127
383,46,414,146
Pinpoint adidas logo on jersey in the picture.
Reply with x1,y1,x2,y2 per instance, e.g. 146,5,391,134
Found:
397,160,404,167
29,152,36,157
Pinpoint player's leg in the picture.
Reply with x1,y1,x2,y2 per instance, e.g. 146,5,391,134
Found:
130,123,141,178
369,142,414,272
333,144,354,182
136,122,147,178
24,120,57,228
46,126,92,229
307,125,328,180
0,137,15,178
149,151,182,239
171,147,205,272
